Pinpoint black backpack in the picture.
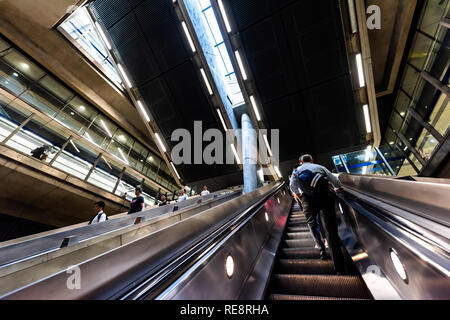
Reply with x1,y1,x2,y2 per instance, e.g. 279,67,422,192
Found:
296,169,328,198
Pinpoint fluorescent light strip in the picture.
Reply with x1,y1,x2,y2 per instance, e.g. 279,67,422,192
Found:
95,21,112,50
100,119,112,137
200,68,213,95
216,108,228,131
263,134,272,157
155,133,167,153
70,140,80,153
363,104,372,133
274,166,282,178
218,0,232,33
249,95,261,121
235,51,247,80
230,144,241,164
118,147,129,164
137,100,150,122
170,162,181,179
182,22,196,53
356,53,365,87
117,64,132,88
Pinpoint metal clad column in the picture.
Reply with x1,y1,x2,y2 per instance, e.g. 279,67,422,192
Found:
242,113,257,194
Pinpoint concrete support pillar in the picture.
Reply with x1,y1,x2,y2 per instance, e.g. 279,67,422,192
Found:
241,113,257,194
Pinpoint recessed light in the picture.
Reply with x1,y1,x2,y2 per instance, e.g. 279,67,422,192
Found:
20,63,29,70
79,106,85,111
12,72,18,77
70,112,74,116
225,255,234,278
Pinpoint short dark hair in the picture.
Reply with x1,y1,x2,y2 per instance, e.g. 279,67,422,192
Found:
94,201,105,210
300,154,313,163
136,187,142,193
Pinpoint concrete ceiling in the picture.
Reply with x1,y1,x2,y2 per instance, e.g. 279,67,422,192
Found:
0,0,160,154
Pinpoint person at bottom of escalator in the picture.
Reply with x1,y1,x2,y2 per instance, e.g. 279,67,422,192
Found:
290,154,345,273
159,194,168,206
128,187,145,214
177,188,189,202
89,201,108,224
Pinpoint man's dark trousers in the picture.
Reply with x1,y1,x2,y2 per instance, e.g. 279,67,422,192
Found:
300,188,346,273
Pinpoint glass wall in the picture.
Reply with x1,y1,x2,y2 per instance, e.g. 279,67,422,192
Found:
381,0,449,176
0,35,179,206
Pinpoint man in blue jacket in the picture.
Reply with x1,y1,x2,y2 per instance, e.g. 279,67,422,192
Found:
290,154,345,273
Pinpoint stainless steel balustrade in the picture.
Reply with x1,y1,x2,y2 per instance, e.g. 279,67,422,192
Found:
0,188,238,270
0,182,286,299
335,174,450,299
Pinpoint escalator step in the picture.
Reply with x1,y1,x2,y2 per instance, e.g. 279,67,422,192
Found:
283,239,316,248
271,274,371,299
280,248,321,259
275,259,334,274
268,294,365,300
288,221,308,227
284,232,313,240
287,226,309,233
289,217,307,221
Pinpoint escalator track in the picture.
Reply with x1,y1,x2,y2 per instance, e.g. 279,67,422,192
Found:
266,202,372,300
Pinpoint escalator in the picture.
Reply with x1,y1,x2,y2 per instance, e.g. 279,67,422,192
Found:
266,201,372,300
1,176,448,300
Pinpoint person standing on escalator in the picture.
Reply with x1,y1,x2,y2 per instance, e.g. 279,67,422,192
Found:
289,154,345,273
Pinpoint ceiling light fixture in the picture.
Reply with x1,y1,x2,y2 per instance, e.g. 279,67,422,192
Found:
117,64,132,88
230,144,241,164
95,21,112,50
200,68,213,95
250,95,261,121
363,104,372,133
235,51,247,80
170,161,181,179
217,108,228,131
182,21,196,53
155,133,167,153
263,134,273,157
218,0,232,33
137,100,151,122
356,53,365,87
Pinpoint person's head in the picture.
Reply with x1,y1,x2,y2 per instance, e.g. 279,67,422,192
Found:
203,185,208,191
299,154,313,164
161,194,167,202
135,187,142,196
93,201,105,214
179,189,185,196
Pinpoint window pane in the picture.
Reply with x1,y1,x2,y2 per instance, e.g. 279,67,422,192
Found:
2,50,46,81
409,32,434,71
401,65,420,97
428,93,450,136
419,0,448,38
391,111,404,133
395,90,411,114
39,75,74,103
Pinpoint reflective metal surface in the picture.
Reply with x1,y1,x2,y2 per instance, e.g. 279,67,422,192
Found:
336,174,450,299
0,182,281,299
0,189,237,270
155,188,291,300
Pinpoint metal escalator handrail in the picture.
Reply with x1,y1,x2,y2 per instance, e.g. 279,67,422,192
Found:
338,174,450,228
0,189,237,269
118,181,286,300
0,182,282,299
334,188,450,278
